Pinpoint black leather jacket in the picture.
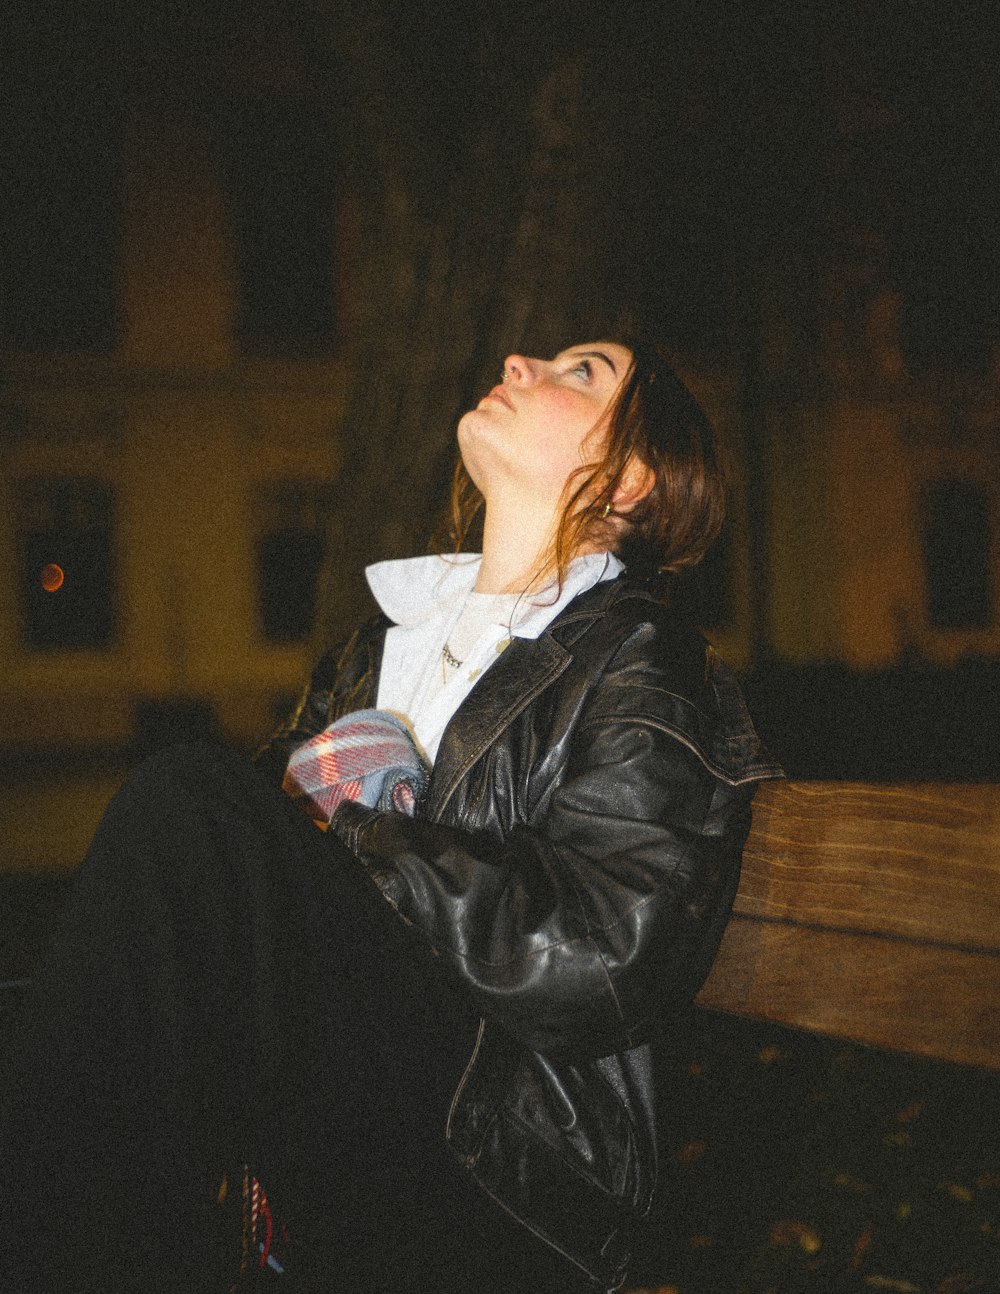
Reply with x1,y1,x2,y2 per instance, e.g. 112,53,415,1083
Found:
257,574,781,1291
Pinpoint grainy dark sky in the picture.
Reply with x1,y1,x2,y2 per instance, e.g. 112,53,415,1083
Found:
3,0,996,362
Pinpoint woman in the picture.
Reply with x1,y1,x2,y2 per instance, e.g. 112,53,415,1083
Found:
3,338,779,1293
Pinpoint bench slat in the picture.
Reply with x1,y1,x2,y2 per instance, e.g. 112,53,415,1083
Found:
736,782,1000,950
697,782,1000,1069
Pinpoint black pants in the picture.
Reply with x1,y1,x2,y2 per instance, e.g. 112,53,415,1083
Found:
2,745,587,1293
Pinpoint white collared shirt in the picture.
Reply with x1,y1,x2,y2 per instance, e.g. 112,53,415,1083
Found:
367,551,624,764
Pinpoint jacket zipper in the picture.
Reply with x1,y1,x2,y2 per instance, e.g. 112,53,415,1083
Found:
465,1177,623,1292
445,1016,486,1160
443,1017,626,1292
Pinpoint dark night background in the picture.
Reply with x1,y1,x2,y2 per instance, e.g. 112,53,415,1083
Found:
2,7,1000,1292
3,0,998,782
5,2,998,359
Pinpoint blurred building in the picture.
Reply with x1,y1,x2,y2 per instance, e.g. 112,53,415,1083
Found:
1,69,998,768
1,103,352,757
679,82,1000,679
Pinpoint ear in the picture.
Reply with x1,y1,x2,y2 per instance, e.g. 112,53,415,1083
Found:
611,457,655,515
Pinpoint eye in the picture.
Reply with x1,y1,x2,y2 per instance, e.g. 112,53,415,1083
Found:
569,359,592,381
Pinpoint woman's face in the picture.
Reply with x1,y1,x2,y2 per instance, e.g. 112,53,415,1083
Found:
457,342,632,515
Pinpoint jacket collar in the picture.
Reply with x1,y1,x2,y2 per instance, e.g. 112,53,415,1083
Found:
426,632,571,820
365,551,624,641
424,574,652,820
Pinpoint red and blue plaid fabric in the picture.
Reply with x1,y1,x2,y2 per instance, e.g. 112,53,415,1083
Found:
214,1165,290,1283
282,709,428,822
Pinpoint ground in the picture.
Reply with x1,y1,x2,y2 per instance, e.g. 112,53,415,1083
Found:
2,871,998,1294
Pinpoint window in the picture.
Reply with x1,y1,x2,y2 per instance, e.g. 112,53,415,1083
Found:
922,480,993,630
901,284,994,375
255,482,334,643
892,118,997,375
16,477,118,649
219,90,338,357
2,26,122,352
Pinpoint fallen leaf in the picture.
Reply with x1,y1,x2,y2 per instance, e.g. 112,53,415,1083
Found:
769,1220,821,1254
936,1276,986,1293
851,1222,875,1270
677,1140,707,1165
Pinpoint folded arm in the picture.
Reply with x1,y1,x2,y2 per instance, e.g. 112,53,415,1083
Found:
331,707,752,1058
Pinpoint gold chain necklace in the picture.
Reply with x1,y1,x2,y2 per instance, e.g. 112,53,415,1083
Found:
441,641,463,684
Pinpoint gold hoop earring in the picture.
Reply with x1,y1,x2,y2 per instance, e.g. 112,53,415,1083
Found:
600,502,612,519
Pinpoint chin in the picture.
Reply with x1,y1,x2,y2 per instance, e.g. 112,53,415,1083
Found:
457,406,488,441
456,411,475,452
457,412,492,463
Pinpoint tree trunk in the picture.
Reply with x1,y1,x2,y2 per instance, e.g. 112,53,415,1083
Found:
308,4,637,637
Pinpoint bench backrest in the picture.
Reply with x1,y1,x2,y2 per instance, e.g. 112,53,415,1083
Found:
696,782,1000,1070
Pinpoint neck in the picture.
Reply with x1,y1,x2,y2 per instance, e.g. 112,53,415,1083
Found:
475,498,557,595
474,499,609,594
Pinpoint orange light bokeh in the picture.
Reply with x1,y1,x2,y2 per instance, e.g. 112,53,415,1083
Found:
40,562,65,593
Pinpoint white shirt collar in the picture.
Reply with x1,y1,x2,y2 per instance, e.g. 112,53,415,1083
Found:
365,551,624,640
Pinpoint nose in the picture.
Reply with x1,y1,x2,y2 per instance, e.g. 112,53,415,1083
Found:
503,353,535,384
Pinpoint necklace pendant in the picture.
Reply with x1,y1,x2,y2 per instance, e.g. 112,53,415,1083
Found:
441,642,463,685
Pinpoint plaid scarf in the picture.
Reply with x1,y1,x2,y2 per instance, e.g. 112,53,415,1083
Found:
282,709,428,822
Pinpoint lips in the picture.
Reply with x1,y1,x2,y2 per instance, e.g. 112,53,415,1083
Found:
483,384,513,410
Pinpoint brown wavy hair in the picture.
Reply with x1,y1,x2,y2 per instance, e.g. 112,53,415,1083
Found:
443,339,725,589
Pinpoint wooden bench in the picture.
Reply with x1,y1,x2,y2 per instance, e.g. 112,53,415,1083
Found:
3,782,997,1071
697,782,1000,1071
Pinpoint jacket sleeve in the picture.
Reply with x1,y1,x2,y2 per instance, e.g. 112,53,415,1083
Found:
253,644,343,785
253,614,387,785
330,666,757,1058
